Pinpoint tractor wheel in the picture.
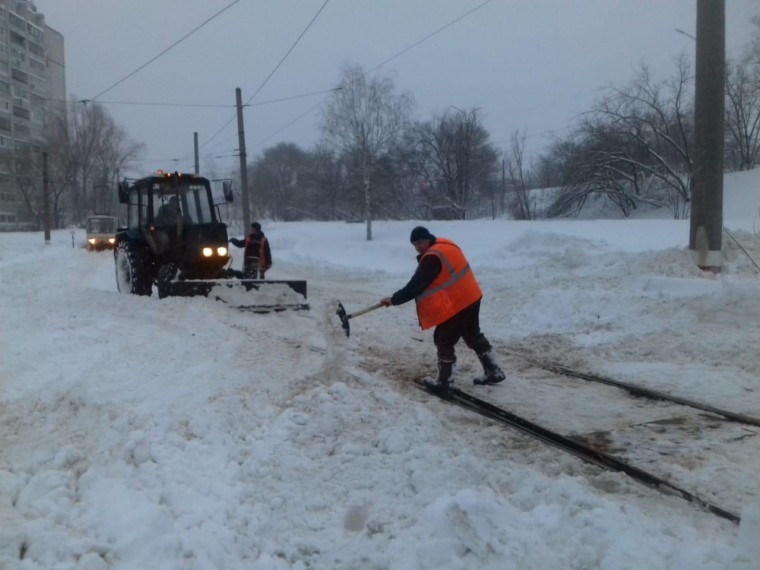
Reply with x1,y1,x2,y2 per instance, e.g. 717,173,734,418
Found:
115,243,153,296
157,263,178,299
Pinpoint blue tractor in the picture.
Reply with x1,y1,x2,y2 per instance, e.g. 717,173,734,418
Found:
113,171,307,311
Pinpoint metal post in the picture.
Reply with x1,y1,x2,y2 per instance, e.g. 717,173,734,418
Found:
236,88,250,230
43,151,50,244
689,0,725,273
194,131,199,174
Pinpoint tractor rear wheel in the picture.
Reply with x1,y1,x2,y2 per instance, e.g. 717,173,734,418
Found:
115,243,153,296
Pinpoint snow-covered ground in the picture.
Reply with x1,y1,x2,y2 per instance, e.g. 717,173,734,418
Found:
1,171,759,569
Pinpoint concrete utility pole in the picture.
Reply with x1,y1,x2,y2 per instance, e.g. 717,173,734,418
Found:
193,132,199,174
689,0,725,272
42,151,50,244
236,88,251,230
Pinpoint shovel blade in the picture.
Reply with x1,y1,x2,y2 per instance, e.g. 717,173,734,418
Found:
336,300,350,337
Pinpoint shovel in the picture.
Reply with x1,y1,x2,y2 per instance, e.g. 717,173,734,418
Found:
335,300,384,337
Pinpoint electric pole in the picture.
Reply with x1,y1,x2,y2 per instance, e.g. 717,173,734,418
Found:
43,151,50,244
689,0,725,272
193,131,199,174
236,88,250,230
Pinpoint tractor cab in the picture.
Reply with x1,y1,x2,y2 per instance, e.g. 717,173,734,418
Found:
115,171,232,291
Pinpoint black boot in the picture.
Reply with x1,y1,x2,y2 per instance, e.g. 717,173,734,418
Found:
473,351,505,385
424,360,454,394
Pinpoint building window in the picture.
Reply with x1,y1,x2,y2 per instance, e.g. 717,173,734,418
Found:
26,23,43,42
28,57,43,72
10,67,26,83
9,30,24,46
27,40,42,57
12,105,29,119
8,12,25,31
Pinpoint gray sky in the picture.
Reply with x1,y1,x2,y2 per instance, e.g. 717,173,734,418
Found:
33,0,759,177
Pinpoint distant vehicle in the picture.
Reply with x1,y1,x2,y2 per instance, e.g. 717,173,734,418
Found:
85,215,120,251
113,171,307,312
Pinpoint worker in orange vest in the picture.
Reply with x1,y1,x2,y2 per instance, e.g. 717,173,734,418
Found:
380,226,504,393
230,222,272,278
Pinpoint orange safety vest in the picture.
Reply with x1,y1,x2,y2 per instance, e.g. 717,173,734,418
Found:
415,238,482,330
244,235,269,268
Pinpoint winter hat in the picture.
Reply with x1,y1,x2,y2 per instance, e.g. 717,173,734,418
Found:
251,222,261,231
410,226,435,242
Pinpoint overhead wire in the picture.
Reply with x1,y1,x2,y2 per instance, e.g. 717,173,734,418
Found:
248,0,497,152
87,0,242,102
116,0,506,166
200,0,331,150
129,0,558,167
89,88,342,109
369,0,495,73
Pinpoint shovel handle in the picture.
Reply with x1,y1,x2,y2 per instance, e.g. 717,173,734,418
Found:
348,302,384,320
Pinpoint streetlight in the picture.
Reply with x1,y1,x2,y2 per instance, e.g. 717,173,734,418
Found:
675,28,696,41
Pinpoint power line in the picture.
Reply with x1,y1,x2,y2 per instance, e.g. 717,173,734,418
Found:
250,98,328,150
90,88,341,109
88,0,242,102
245,0,330,106
201,0,331,149
248,0,497,151
369,0,496,73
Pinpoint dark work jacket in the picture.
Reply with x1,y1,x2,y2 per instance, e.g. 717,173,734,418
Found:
390,248,442,306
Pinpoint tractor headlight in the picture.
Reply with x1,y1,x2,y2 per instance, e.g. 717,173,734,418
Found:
108,238,116,244
88,238,96,244
202,247,213,257
217,246,228,256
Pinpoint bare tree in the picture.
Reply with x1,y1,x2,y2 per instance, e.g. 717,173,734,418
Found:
0,109,77,229
504,130,535,220
310,145,354,220
725,21,760,171
321,64,413,240
250,143,311,221
92,114,143,216
406,107,497,219
67,101,143,223
548,60,694,219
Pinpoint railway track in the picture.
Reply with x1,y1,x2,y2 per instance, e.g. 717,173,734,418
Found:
521,357,760,428
412,349,760,526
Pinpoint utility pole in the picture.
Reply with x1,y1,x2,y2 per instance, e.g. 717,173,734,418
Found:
236,87,250,230
42,151,50,244
193,131,199,174
501,158,506,218
689,0,725,273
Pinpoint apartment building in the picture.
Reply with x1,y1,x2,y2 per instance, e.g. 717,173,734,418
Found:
0,0,65,230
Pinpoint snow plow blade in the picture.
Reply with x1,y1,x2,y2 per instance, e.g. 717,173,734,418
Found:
171,279,309,313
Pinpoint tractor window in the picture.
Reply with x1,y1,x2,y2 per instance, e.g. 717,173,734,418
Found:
181,183,213,224
139,189,150,227
127,190,145,230
151,182,213,225
154,192,183,226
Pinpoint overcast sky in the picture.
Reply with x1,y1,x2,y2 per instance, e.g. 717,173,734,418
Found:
33,0,759,178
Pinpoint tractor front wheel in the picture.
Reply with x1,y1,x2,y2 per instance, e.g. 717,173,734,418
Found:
157,263,178,299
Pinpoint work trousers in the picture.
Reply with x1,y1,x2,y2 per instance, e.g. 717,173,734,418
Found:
432,299,492,363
